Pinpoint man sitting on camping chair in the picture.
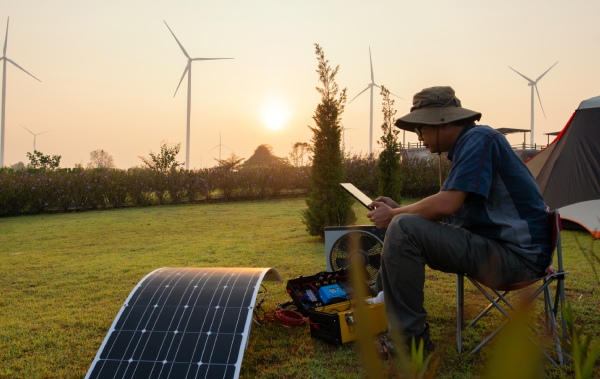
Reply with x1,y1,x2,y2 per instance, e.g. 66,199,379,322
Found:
367,86,552,352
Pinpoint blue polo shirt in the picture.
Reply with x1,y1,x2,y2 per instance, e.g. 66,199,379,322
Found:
442,124,551,268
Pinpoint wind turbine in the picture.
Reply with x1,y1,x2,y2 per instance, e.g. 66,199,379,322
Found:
1,17,41,168
21,124,50,151
508,61,558,147
349,47,403,155
341,123,354,152
210,130,231,161
164,21,233,170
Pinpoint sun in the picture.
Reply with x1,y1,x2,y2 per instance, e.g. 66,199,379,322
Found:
261,98,289,131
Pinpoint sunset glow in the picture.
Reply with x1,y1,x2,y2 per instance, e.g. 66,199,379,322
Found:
1,2,598,169
261,99,289,131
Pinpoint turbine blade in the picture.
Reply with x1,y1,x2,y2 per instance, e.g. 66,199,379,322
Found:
39,129,51,135
3,17,8,56
534,84,547,119
6,58,41,82
508,66,534,83
389,91,405,100
191,57,234,61
20,124,34,135
164,21,190,59
349,86,370,103
173,64,189,97
535,61,559,82
369,46,374,83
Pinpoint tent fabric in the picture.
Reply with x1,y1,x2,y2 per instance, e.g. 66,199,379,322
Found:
526,95,600,239
559,200,600,239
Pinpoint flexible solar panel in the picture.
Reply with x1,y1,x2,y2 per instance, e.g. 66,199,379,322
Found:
85,267,282,379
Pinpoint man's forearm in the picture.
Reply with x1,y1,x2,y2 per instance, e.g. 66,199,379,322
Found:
393,190,467,221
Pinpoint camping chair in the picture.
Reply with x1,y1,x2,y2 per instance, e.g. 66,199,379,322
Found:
456,210,569,365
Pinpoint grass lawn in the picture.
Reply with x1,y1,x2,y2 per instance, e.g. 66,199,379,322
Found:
0,198,598,378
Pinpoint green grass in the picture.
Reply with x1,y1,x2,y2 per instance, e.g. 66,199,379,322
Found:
0,198,598,378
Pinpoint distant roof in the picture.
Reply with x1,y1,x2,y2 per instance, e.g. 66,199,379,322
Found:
495,128,530,134
545,131,560,136
579,95,600,110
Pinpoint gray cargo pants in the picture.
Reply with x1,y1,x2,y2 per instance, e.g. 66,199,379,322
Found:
379,213,544,339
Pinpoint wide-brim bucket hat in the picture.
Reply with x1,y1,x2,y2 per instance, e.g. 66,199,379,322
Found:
394,86,481,132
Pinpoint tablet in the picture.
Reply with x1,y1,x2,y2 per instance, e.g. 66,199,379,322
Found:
340,183,373,210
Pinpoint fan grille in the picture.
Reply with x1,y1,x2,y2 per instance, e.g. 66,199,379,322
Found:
329,231,382,284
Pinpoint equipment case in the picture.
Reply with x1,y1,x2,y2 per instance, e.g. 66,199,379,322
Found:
286,269,387,345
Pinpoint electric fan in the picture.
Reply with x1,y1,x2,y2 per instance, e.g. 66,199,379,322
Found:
324,225,385,285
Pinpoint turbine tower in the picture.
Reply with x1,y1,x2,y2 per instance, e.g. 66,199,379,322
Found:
509,61,558,147
349,47,403,155
341,123,353,152
21,125,50,151
164,21,233,170
1,17,41,167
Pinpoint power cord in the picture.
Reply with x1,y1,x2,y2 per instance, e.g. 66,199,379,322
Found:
275,301,307,327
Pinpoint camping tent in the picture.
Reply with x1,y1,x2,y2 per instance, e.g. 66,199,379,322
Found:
527,95,600,238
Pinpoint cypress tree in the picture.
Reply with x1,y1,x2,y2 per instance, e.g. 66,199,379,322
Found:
377,86,402,201
301,44,354,237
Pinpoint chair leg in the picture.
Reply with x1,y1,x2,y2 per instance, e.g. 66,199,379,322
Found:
467,290,510,328
558,279,569,365
535,277,572,366
469,280,512,319
552,277,569,365
457,274,464,353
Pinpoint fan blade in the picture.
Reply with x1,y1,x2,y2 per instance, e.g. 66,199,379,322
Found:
366,254,381,270
359,234,380,252
366,243,382,256
334,257,349,270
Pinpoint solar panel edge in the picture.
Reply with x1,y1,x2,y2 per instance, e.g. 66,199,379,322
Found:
231,268,278,379
84,267,166,379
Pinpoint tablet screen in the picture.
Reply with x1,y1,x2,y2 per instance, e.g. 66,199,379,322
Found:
340,183,373,210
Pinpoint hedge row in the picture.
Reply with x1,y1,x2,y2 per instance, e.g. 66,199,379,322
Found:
0,154,449,217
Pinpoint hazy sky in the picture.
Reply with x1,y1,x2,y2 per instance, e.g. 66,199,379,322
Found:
2,0,599,169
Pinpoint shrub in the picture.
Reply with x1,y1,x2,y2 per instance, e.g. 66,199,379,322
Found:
104,169,128,208
401,155,451,197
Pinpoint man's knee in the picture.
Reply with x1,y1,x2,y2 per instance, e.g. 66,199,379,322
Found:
383,214,429,262
387,213,428,238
